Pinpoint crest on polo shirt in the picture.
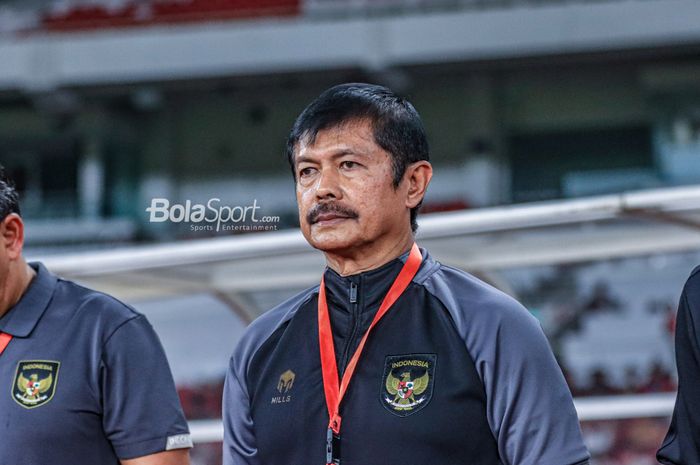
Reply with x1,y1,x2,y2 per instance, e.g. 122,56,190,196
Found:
381,354,436,417
12,360,60,409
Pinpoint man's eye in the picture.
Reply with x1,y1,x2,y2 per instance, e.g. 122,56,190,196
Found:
299,167,315,177
341,161,358,169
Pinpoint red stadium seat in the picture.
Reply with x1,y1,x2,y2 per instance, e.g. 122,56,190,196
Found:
42,0,300,32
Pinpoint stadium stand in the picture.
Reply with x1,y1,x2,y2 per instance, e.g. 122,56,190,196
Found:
41,0,301,31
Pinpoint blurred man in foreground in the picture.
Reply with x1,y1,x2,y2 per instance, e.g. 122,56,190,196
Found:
657,267,700,464
0,166,192,465
223,83,590,465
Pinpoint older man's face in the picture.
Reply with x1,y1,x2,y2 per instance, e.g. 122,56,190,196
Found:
294,119,411,254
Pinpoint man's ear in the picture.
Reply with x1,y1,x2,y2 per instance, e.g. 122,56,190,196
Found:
404,161,433,209
1,214,25,261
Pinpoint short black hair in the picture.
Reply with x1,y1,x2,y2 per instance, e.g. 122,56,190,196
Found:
286,83,430,233
0,165,21,221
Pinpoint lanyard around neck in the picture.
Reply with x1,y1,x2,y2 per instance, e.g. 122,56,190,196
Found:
0,332,12,356
317,243,422,456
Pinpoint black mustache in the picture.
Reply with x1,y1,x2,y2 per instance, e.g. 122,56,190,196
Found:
307,203,359,224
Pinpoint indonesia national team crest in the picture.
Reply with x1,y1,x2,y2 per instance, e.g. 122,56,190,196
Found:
381,354,436,417
12,360,60,409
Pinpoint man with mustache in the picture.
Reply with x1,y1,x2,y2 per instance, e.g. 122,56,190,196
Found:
0,166,191,465
223,83,589,465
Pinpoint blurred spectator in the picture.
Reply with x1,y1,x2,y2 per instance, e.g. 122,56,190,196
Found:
178,379,224,420
583,282,622,314
582,418,670,465
563,361,676,397
584,368,620,396
642,361,675,393
622,366,640,394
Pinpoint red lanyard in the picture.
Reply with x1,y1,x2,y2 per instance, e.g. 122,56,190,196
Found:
0,332,12,356
318,243,422,465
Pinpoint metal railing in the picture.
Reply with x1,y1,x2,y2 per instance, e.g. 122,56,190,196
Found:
187,392,677,443
39,185,700,276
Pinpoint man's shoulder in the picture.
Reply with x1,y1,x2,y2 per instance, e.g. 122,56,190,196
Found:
248,284,318,333
54,276,142,328
233,284,318,365
420,262,532,323
686,265,700,287
681,265,700,315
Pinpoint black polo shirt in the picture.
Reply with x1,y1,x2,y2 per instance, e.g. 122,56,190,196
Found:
0,263,191,465
658,265,700,464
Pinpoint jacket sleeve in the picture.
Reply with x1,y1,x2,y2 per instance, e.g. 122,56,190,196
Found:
476,300,590,465
657,272,700,465
101,315,192,459
223,355,261,465
425,267,590,465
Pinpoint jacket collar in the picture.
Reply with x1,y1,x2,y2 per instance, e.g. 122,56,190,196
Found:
322,247,429,315
0,262,57,337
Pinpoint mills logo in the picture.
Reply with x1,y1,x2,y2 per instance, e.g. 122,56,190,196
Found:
271,369,295,405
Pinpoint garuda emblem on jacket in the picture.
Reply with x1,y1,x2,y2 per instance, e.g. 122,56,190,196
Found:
12,360,60,409
386,371,429,407
381,354,436,417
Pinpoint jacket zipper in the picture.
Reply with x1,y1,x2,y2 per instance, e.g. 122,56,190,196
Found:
339,280,360,376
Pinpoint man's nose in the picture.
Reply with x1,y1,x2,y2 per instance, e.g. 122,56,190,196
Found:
315,167,341,200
